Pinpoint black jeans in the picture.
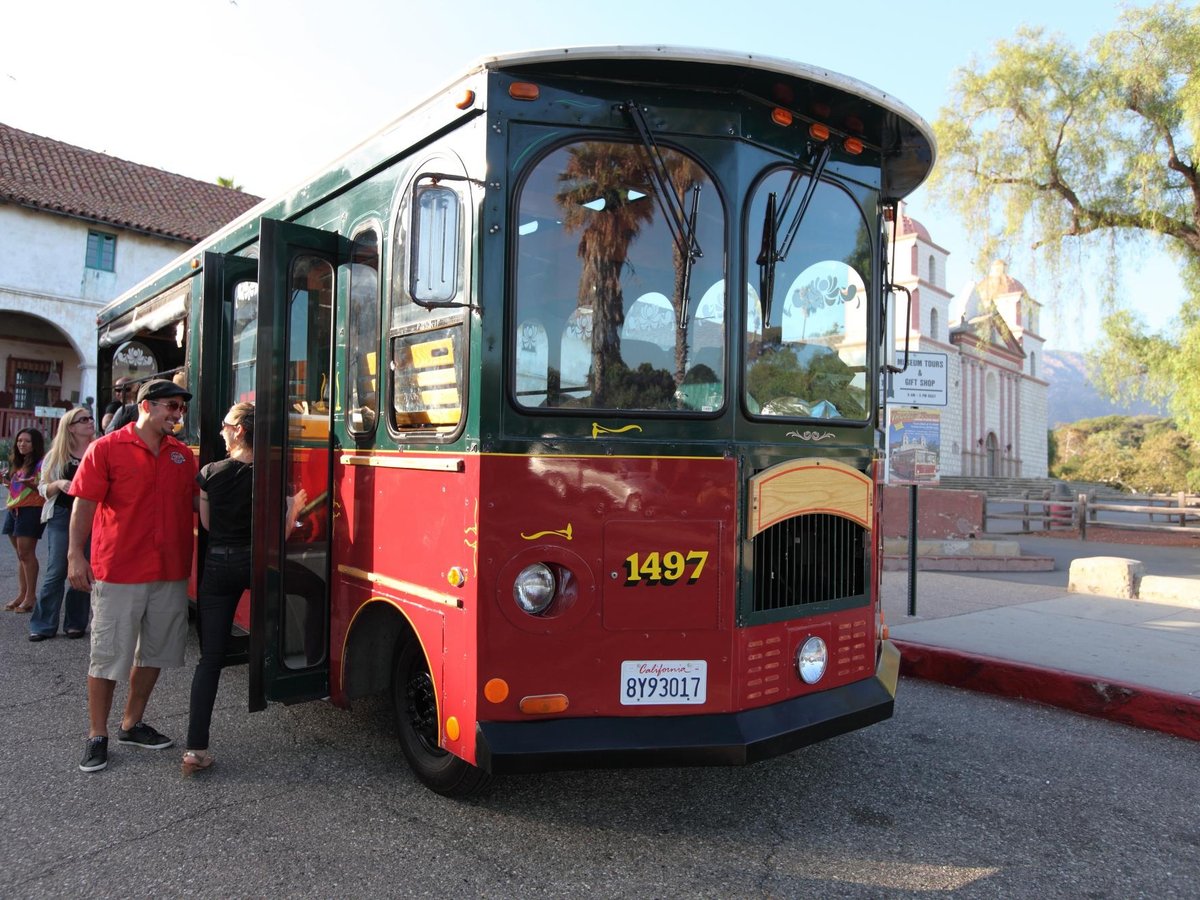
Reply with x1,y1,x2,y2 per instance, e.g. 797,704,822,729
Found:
187,546,251,751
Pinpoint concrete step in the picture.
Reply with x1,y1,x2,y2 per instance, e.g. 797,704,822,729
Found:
882,537,1055,572
882,554,1056,572
883,538,1021,558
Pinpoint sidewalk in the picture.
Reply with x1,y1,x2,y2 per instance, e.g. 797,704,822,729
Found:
882,538,1200,742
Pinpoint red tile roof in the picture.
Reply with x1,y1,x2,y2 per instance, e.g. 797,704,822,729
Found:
0,122,262,243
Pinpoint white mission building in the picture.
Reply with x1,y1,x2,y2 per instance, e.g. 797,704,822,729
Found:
887,208,1048,478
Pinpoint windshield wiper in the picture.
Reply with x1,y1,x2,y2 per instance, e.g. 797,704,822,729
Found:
622,101,703,326
776,142,831,260
757,142,833,325
757,192,778,325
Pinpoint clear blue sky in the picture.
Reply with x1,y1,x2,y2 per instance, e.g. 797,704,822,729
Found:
3,0,1179,351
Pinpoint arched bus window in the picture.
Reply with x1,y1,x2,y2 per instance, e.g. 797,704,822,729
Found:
346,227,380,436
512,139,726,413
388,167,469,439
745,169,872,421
232,281,258,402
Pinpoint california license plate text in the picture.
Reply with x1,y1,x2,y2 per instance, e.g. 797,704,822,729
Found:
620,660,707,705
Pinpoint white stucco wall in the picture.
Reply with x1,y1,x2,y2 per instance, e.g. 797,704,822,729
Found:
0,203,186,404
1021,377,1049,477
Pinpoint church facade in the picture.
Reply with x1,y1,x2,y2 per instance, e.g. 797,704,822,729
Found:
887,209,1048,478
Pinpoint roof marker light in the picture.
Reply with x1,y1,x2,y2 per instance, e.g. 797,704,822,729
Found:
843,137,864,155
808,123,830,141
455,90,476,110
509,82,540,101
771,108,793,127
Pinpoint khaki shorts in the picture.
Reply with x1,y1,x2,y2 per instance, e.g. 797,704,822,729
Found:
88,580,188,680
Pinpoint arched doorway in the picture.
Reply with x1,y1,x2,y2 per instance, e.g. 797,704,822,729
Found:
986,432,999,477
0,311,85,440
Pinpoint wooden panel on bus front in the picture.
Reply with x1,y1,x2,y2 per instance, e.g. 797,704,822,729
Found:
747,457,872,538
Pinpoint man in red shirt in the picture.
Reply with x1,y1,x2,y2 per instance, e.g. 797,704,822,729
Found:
69,378,198,773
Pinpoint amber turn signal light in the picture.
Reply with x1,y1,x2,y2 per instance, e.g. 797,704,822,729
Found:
484,678,510,703
519,693,569,714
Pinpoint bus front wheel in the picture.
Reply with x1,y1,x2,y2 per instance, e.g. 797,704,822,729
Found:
391,637,492,798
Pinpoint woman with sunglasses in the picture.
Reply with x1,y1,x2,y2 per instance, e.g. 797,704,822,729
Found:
29,408,98,640
3,427,46,613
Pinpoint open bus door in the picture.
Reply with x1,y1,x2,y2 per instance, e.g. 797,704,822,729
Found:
250,218,343,710
199,251,260,664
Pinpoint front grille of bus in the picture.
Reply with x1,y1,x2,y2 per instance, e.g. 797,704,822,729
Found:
752,513,866,612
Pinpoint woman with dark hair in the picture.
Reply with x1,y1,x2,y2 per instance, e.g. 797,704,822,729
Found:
182,402,306,775
3,427,46,612
29,408,97,639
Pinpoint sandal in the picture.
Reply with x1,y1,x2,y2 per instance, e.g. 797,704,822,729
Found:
4,599,22,611
181,750,215,775
13,603,33,613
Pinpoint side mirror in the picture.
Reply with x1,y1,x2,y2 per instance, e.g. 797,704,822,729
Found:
883,285,912,374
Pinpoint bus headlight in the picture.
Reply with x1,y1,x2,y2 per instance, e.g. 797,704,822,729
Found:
513,563,556,615
796,636,828,684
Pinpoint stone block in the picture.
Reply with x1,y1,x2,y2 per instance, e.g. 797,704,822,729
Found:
1137,576,1200,608
1067,556,1144,599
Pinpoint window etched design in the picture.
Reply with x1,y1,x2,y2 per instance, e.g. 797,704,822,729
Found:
745,169,871,420
86,231,116,271
512,140,726,412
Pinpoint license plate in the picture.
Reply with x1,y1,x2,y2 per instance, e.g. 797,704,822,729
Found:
620,660,707,706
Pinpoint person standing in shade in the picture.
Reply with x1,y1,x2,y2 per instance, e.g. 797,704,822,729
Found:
100,378,134,433
69,379,197,773
182,402,306,775
29,408,97,640
3,428,46,613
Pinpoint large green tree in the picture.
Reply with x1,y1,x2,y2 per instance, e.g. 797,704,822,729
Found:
930,1,1200,449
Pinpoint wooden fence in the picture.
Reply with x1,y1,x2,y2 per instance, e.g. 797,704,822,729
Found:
985,491,1200,539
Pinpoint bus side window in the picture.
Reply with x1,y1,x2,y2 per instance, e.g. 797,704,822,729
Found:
346,228,380,436
388,169,468,438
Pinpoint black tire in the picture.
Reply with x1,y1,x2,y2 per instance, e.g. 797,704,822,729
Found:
391,636,493,798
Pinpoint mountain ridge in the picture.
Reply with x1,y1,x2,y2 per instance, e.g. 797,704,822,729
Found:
1043,349,1167,426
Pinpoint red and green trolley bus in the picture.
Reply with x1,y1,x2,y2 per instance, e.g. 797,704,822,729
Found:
96,46,934,796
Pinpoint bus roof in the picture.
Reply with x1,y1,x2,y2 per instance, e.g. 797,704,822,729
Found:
480,45,936,197
101,45,934,322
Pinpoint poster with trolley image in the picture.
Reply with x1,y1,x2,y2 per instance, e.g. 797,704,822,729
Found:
887,408,942,485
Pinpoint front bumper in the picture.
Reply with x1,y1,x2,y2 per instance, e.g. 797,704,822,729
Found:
476,639,900,774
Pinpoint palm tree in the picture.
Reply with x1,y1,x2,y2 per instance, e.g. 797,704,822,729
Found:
556,143,655,406
662,153,705,384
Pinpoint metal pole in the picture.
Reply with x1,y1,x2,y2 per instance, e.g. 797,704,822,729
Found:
907,483,918,617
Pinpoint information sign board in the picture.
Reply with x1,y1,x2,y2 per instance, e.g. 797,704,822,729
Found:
888,351,948,407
